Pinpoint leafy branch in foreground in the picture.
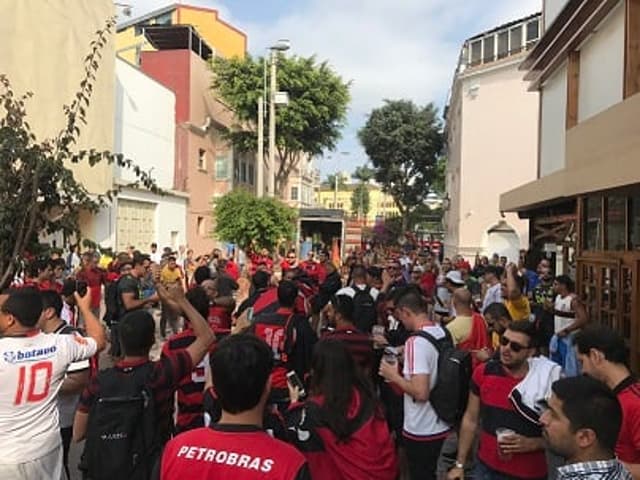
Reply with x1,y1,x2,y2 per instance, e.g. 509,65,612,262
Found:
0,17,160,287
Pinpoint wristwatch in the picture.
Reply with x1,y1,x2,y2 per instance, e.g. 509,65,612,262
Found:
454,461,464,469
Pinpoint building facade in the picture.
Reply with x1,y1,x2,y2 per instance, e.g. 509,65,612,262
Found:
500,0,640,367
316,182,400,224
444,14,541,262
116,5,249,254
138,26,249,254
0,0,116,243
116,3,246,65
282,157,318,209
112,58,188,252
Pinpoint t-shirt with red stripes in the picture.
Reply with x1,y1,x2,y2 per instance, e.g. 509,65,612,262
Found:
614,376,640,464
162,330,217,434
160,424,310,480
78,349,193,444
471,360,547,479
321,326,374,373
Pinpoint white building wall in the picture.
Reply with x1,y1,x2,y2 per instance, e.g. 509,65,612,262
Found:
540,65,567,177
115,58,175,190
112,57,186,252
115,189,187,251
544,0,570,30
454,59,539,260
578,2,625,123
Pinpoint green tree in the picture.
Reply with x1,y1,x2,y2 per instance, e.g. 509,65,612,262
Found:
358,100,444,232
322,173,347,189
352,165,375,183
213,189,296,252
351,183,370,220
351,164,374,220
0,18,158,287
211,55,351,196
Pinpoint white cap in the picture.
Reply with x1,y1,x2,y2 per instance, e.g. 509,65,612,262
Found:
445,270,465,286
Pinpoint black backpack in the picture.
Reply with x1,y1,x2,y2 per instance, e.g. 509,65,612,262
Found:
410,329,472,425
102,278,122,327
81,363,159,480
352,286,377,333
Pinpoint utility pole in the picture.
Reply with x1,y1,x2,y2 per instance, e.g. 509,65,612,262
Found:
268,49,277,197
256,95,264,197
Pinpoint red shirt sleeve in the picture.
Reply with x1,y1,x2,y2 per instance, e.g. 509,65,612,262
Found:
77,374,100,413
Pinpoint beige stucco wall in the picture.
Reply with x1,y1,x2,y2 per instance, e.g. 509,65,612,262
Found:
448,58,539,260
186,53,235,254
0,0,115,196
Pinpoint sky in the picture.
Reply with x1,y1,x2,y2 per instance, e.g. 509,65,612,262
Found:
125,0,542,177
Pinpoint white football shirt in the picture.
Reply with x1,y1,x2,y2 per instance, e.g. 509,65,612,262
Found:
0,331,97,464
402,325,451,438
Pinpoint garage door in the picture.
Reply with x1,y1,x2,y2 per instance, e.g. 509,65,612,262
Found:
116,199,156,252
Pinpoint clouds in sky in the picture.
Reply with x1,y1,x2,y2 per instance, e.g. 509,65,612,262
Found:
127,0,542,174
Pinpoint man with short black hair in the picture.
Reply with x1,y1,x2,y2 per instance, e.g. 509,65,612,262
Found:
74,286,215,454
322,294,374,374
379,288,450,480
159,335,310,479
550,275,587,377
118,255,158,316
449,320,558,480
336,265,379,333
250,281,316,406
0,289,105,479
541,376,632,480
575,325,640,478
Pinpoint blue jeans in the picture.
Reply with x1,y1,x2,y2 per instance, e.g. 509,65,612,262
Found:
549,333,580,377
474,461,545,480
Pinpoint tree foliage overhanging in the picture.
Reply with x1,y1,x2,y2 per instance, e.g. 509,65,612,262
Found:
358,100,444,231
210,54,351,196
0,18,159,286
213,189,297,252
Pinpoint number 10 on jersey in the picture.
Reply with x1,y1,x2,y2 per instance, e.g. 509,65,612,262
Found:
14,361,53,405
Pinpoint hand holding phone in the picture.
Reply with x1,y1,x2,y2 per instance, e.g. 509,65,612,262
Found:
286,370,306,401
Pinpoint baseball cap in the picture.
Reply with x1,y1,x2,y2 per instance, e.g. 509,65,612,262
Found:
445,270,466,286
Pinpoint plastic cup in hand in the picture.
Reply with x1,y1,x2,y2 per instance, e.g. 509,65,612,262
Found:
372,325,386,349
496,428,515,461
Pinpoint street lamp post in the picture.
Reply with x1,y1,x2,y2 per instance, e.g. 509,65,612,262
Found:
256,95,264,196
267,39,290,197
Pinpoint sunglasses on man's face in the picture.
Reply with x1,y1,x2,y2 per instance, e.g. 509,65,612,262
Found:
499,335,529,353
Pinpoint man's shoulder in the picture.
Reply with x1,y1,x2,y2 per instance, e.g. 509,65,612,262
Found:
118,275,138,288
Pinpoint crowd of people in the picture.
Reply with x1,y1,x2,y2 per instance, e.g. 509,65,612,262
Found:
0,241,638,480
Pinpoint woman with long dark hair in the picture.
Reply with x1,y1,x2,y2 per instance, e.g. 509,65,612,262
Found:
285,339,397,480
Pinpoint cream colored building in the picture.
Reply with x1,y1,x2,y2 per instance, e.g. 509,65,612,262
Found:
500,0,640,367
444,14,541,262
0,0,116,242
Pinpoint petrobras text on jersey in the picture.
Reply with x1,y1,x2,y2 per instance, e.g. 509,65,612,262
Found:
3,345,57,364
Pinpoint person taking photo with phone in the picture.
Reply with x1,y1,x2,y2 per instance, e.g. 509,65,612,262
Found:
285,339,397,480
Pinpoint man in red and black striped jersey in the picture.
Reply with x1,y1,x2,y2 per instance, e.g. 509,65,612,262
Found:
576,325,640,479
322,294,374,375
250,281,317,406
159,335,310,480
449,321,547,480
73,286,215,446
162,286,224,434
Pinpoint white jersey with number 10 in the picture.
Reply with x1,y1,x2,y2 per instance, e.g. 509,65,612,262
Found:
0,331,97,464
